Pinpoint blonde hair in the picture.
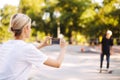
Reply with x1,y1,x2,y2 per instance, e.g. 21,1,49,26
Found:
9,13,31,36
107,30,112,36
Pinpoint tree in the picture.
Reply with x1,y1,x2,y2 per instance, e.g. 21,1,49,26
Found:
81,0,120,41
55,0,92,43
18,0,120,44
0,5,17,42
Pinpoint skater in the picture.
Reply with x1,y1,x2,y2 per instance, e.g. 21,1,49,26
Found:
100,30,113,73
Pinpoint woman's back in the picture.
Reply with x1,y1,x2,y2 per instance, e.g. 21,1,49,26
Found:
0,13,66,80
0,40,30,80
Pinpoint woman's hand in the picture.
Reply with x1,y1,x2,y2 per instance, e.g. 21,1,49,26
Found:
44,38,66,68
60,38,66,49
37,36,51,49
42,36,52,46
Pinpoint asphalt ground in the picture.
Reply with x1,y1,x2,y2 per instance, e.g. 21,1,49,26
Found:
28,45,120,80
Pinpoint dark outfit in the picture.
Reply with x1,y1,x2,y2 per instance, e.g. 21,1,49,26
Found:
100,36,113,69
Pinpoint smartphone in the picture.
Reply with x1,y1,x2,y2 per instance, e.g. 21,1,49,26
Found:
51,38,60,44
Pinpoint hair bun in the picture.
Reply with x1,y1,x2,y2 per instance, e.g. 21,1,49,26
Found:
11,27,14,31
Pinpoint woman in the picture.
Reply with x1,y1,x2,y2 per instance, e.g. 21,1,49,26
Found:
0,13,66,80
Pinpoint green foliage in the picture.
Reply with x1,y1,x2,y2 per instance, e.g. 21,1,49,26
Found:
1,5,17,25
0,5,17,42
19,0,93,42
81,0,120,39
0,0,120,44
0,26,12,42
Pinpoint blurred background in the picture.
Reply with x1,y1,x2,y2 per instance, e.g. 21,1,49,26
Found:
0,0,120,45
0,0,120,80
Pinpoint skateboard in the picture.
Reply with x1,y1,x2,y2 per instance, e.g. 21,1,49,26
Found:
99,69,113,74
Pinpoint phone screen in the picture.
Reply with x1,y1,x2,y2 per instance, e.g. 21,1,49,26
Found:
51,38,60,44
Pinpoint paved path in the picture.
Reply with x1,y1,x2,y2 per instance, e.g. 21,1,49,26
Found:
29,45,120,80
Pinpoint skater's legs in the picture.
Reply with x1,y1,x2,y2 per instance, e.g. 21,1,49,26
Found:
106,53,110,69
100,53,104,68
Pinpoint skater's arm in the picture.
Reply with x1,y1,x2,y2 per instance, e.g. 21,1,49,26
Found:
110,46,113,55
110,38,113,55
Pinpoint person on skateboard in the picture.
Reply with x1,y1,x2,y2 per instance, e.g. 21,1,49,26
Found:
100,30,113,73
